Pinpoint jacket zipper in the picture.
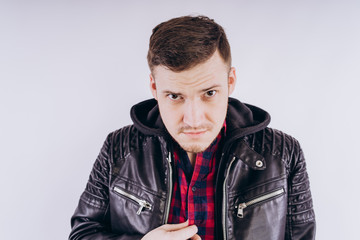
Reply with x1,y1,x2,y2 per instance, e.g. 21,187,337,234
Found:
222,156,237,240
113,186,152,215
236,188,284,218
164,151,173,224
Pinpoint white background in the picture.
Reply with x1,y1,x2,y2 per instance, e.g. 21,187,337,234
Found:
1,0,359,239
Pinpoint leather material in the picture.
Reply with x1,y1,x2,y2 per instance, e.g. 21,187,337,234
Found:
69,98,316,239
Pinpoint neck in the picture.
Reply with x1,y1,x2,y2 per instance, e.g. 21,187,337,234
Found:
187,152,197,167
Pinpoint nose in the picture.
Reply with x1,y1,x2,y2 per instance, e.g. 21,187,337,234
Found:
183,99,205,128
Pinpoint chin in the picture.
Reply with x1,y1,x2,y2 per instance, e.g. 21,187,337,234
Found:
179,142,210,153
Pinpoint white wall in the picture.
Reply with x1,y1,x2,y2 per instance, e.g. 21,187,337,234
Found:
1,0,359,239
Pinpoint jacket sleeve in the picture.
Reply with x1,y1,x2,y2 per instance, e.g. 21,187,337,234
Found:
69,133,143,240
285,139,316,240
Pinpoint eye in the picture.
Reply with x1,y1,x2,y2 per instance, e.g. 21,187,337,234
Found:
167,93,181,101
205,90,217,97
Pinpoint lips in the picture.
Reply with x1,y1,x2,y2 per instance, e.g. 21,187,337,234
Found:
182,130,207,138
183,131,206,134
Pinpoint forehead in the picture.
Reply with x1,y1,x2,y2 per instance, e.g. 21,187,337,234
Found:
153,51,229,90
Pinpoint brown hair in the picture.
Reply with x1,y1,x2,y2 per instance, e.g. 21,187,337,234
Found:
147,15,231,73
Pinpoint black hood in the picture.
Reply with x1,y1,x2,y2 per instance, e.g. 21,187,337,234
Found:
130,97,271,139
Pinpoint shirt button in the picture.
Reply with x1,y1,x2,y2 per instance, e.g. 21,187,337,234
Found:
192,186,197,192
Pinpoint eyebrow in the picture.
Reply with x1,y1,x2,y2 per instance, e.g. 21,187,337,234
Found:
201,84,222,92
161,90,182,95
161,84,222,95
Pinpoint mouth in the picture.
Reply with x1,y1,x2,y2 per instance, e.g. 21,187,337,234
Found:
182,130,207,138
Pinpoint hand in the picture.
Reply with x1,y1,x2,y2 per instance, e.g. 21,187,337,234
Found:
141,220,201,240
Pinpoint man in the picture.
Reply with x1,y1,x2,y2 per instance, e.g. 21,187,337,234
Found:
70,16,316,240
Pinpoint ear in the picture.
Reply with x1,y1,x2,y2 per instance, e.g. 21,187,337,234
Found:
149,74,158,100
228,67,237,95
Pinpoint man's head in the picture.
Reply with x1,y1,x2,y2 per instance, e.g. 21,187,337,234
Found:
147,15,231,73
148,16,236,154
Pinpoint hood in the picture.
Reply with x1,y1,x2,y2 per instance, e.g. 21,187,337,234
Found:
130,97,271,139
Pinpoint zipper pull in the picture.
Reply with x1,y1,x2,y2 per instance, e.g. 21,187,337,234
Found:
136,205,144,215
237,203,247,218
136,204,145,215
136,200,152,215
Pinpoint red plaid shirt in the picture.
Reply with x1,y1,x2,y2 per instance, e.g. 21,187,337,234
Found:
168,123,226,239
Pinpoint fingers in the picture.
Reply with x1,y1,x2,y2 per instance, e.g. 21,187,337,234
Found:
143,220,200,240
161,220,199,240
171,224,198,240
190,233,202,240
161,219,189,231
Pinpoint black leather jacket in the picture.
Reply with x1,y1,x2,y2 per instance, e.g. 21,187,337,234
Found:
70,98,316,240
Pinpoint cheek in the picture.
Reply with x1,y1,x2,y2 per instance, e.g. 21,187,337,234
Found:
206,99,228,122
158,102,182,130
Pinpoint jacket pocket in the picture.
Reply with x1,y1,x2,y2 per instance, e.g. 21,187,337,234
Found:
109,182,166,235
228,184,287,240
113,186,152,215
235,188,284,218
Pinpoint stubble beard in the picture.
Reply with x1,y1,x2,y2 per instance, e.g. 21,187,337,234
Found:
180,143,207,154
178,130,221,154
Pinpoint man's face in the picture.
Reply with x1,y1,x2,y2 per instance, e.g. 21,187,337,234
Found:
150,51,236,153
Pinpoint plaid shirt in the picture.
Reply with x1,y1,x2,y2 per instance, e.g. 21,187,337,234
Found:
168,123,225,239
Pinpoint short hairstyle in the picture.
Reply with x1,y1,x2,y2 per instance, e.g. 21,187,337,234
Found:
147,15,231,73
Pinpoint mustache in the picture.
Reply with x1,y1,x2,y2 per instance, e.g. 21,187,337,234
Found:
178,124,212,133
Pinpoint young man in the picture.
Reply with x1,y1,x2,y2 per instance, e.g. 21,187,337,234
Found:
70,16,316,240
